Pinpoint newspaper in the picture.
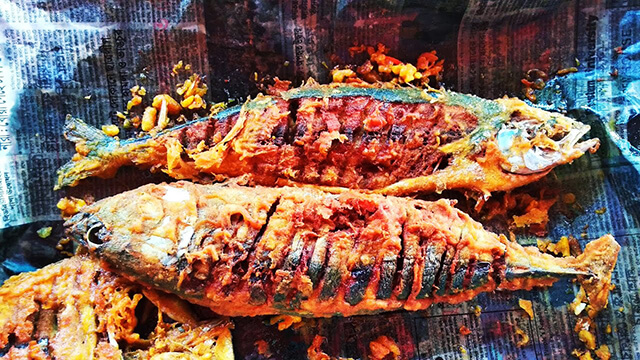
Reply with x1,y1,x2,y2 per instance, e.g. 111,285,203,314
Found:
1,0,639,359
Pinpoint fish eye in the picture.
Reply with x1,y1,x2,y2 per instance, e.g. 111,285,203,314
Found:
86,223,106,246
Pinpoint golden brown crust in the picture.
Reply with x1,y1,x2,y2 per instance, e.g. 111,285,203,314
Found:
68,182,618,318
0,255,234,359
56,85,599,196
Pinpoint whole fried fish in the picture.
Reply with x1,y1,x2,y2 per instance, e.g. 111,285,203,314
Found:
0,255,234,360
56,83,599,196
66,182,619,318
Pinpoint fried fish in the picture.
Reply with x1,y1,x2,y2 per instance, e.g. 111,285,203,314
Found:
65,182,618,318
56,83,599,196
0,255,234,360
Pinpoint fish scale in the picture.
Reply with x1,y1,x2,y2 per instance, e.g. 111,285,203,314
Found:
66,181,619,318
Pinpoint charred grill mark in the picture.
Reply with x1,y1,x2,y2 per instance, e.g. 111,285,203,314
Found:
416,243,444,299
470,261,492,288
308,235,328,287
491,253,506,288
343,126,355,142
320,267,341,301
286,100,298,145
379,220,406,300
450,261,467,294
376,255,397,299
273,233,305,304
397,258,415,300
271,124,288,146
389,124,406,142
345,266,373,305
319,233,344,301
228,197,280,300
249,255,270,305
361,131,380,144
435,247,455,296
294,110,307,141
461,258,477,291
250,201,301,306
393,221,414,300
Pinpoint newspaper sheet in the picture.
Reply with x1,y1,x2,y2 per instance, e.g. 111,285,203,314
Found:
1,0,640,359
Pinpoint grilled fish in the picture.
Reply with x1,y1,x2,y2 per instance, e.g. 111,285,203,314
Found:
56,83,599,196
0,255,234,359
65,181,619,318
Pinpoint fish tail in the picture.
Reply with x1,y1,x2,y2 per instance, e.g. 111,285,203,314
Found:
574,234,620,312
503,234,619,312
63,116,111,144
55,117,127,190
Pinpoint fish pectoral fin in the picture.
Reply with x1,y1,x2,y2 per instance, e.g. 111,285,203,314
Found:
141,287,198,326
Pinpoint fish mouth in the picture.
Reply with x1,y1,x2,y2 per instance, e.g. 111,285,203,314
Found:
64,212,111,250
497,118,599,174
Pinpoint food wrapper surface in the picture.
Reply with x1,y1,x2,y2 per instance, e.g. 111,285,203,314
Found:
1,0,639,358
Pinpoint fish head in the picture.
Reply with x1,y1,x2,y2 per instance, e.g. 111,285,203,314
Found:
495,99,600,174
64,182,200,294
66,211,112,248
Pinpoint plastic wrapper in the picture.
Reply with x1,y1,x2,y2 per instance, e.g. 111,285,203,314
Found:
1,0,639,358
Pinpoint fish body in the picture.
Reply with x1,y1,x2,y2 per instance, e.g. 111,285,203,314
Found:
56,83,599,195
66,181,619,318
0,255,234,359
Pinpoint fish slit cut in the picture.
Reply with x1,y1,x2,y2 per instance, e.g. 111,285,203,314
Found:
389,219,407,298
431,244,450,297
233,196,281,283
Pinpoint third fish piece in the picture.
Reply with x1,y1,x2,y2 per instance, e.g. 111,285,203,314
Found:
56,83,600,196
65,181,619,318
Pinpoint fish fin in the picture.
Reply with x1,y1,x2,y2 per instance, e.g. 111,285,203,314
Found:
141,287,198,326
55,117,124,190
63,116,112,144
575,234,620,312
502,234,619,312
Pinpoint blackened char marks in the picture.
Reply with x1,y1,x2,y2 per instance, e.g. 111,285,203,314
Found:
434,247,455,296
251,100,295,180
286,99,298,145
272,232,305,307
267,100,294,147
280,96,478,190
223,197,281,300
416,243,445,299
395,221,415,300
345,266,373,305
307,235,329,287
377,219,405,300
271,123,288,146
458,257,476,292
491,252,506,288
208,113,239,147
447,242,467,295
181,120,213,150
275,232,318,310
